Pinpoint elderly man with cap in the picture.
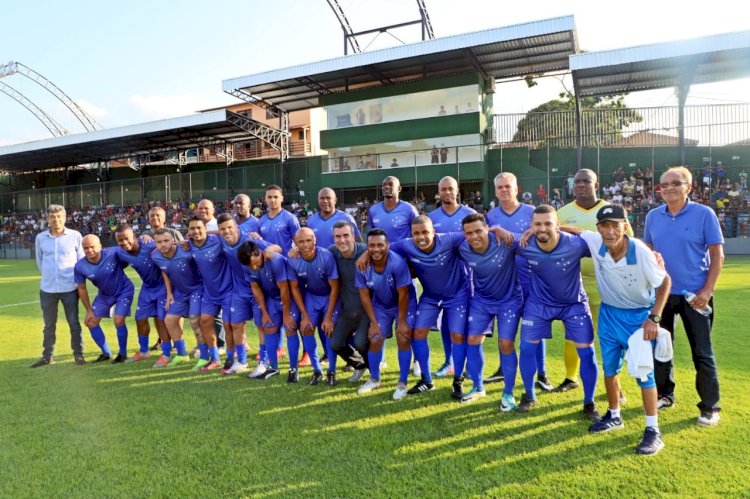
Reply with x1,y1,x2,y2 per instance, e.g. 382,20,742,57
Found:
563,204,671,455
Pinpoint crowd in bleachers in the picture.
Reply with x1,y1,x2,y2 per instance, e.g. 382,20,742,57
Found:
3,164,749,246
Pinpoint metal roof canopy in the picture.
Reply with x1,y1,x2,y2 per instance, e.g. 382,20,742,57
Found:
0,110,284,172
570,30,750,96
223,16,578,111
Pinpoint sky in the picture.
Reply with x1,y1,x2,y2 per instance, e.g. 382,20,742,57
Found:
1,0,749,147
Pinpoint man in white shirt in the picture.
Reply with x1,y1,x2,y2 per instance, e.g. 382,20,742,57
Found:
567,204,671,455
33,204,85,367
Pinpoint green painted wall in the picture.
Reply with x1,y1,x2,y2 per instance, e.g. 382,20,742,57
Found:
320,113,483,149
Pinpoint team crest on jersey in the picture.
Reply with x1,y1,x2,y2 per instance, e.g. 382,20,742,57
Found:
528,260,539,266
372,218,380,224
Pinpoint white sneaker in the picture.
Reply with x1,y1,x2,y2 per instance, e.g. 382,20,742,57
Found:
697,411,720,427
412,362,422,377
228,362,249,374
248,363,268,379
357,378,381,394
392,382,408,400
348,368,366,383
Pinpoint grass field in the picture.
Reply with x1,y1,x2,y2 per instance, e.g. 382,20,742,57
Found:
1,258,749,498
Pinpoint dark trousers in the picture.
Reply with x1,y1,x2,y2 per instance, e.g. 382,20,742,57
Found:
40,289,83,358
657,294,721,412
214,317,225,348
330,309,369,369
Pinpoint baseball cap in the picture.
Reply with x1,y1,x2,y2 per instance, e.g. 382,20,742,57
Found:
596,204,628,224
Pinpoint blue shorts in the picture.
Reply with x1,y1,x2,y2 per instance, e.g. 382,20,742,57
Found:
135,285,167,321
305,293,340,329
229,294,253,324
520,299,594,344
92,289,134,319
374,304,416,339
467,295,523,339
201,294,232,322
167,289,203,318
599,303,656,389
253,296,283,330
414,293,468,334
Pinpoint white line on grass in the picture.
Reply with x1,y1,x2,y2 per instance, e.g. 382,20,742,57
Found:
0,300,39,308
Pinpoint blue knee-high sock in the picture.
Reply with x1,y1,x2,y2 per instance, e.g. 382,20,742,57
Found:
577,346,599,405
412,338,432,384
536,339,547,377
317,329,328,355
451,340,467,378
368,351,383,381
235,343,247,364
501,351,518,395
160,340,172,358
265,333,280,369
138,335,149,354
174,339,187,356
440,318,453,366
287,334,300,369
225,347,235,363
259,344,267,363
89,325,111,355
209,346,220,362
198,343,209,360
397,348,412,384
326,338,337,374
519,341,538,400
302,335,321,372
467,344,485,391
115,324,128,356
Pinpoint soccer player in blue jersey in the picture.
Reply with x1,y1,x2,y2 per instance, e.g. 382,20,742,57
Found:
285,228,341,385
371,216,469,397
141,206,183,352
306,187,362,248
515,205,600,422
218,214,254,375
485,172,552,391
368,176,419,243
185,215,233,372
151,228,203,366
114,224,170,367
258,185,300,254
458,213,524,408
355,228,417,399
74,234,135,363
233,193,261,238
568,205,671,455
238,240,298,380
217,213,280,376
428,176,476,378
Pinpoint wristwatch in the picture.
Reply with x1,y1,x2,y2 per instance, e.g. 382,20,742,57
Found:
648,314,661,324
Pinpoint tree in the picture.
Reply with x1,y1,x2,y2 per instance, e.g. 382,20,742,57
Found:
512,89,642,147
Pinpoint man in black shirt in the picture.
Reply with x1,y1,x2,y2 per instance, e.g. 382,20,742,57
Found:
327,220,370,384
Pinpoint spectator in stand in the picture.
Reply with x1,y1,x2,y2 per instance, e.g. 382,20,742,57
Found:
536,184,547,204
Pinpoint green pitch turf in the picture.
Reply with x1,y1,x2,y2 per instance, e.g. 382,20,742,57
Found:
1,258,749,497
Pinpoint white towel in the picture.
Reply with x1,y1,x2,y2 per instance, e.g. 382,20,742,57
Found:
626,329,654,382
654,328,673,362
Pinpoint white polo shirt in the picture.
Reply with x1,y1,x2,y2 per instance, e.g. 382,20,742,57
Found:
579,231,666,309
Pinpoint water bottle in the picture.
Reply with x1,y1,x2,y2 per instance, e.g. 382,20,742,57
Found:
682,289,712,316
